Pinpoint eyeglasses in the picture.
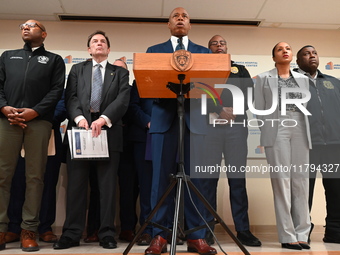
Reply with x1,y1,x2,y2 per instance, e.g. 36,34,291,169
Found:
19,22,45,32
209,40,227,46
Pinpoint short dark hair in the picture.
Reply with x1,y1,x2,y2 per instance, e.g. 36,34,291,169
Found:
87,30,110,48
296,45,315,58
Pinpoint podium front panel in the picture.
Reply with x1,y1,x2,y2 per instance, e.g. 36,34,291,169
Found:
133,53,231,98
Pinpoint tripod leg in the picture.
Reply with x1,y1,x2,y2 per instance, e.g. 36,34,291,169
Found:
187,180,251,255
123,177,178,255
169,175,184,255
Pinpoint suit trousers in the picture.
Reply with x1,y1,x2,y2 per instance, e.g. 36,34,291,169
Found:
265,112,310,243
134,141,153,234
0,118,51,232
151,118,207,240
85,164,100,236
309,144,340,239
202,124,250,232
118,140,139,231
62,151,119,241
117,139,153,234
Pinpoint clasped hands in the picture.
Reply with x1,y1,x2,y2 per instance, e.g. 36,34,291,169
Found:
78,118,106,137
219,107,236,123
1,106,38,129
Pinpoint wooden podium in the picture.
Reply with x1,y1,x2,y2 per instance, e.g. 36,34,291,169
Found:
133,52,231,98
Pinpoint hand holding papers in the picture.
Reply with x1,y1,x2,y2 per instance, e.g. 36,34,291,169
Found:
68,127,109,159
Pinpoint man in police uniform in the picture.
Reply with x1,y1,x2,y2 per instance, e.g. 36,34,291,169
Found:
203,35,261,247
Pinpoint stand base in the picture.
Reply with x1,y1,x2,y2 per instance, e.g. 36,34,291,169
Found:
123,172,250,255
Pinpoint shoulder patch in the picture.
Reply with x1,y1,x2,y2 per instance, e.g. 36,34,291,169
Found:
231,66,239,74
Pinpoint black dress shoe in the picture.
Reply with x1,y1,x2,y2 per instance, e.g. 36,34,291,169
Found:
281,243,302,250
323,236,340,244
237,230,261,246
299,242,310,249
100,236,117,249
53,236,79,249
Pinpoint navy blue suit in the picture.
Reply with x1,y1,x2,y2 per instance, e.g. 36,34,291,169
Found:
146,39,211,239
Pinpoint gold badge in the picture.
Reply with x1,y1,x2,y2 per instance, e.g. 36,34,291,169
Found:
171,49,193,72
231,66,239,74
323,81,334,89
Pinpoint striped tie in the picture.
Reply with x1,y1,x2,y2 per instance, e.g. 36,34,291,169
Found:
90,64,102,112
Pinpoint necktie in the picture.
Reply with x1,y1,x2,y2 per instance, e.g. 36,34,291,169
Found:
90,64,102,112
175,38,184,51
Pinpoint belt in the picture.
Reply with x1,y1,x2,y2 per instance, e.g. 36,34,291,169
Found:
91,112,100,120
286,107,302,113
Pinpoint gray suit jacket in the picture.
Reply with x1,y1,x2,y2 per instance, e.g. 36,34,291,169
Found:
254,68,312,148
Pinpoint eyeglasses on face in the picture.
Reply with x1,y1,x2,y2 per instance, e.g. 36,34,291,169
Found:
19,22,45,32
209,40,227,46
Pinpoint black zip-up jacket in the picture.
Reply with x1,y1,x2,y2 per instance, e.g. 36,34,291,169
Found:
0,43,65,123
294,68,340,145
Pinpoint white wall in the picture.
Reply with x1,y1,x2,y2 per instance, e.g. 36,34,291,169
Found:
1,19,333,230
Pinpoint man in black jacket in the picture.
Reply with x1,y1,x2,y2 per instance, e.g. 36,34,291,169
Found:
203,35,261,247
295,45,340,243
0,19,65,251
5,93,66,244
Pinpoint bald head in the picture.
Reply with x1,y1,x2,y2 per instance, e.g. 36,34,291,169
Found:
20,19,47,47
208,35,227,54
167,7,191,37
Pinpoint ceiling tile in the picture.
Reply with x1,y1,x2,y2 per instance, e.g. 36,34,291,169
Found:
163,0,266,20
60,0,163,17
0,0,63,20
259,0,340,24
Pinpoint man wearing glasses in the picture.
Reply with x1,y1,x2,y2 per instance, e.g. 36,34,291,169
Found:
203,35,261,247
0,20,65,251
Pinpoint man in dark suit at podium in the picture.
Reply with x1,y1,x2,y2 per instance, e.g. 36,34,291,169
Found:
144,7,216,255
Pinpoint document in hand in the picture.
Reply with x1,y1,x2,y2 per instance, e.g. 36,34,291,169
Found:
68,127,109,159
